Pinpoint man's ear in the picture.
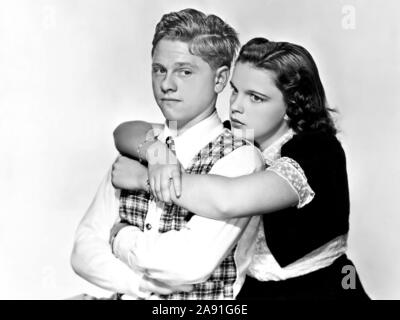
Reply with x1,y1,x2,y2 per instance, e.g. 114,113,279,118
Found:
214,66,230,93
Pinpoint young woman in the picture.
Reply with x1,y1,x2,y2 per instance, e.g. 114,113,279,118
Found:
111,38,370,300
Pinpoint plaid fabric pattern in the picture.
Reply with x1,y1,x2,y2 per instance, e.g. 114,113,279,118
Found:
118,129,249,299
119,190,148,231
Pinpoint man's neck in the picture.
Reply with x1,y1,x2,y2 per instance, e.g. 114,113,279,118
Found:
168,107,217,136
163,107,223,169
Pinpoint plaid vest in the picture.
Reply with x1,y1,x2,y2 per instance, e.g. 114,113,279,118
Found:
118,128,250,299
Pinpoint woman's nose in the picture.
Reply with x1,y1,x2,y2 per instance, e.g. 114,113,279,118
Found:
230,94,244,113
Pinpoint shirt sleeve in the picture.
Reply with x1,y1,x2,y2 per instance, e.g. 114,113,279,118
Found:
71,167,150,299
116,145,264,285
266,156,315,208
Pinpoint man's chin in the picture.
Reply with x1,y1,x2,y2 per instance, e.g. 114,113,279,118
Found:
160,108,178,119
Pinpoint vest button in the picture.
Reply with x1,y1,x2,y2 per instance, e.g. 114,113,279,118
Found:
145,223,152,230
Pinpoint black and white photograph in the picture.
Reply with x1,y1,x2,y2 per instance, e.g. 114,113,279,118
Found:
0,0,399,301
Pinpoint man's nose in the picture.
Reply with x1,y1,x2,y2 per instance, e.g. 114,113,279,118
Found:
160,73,177,93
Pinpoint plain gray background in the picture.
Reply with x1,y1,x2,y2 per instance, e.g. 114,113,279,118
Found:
0,0,399,299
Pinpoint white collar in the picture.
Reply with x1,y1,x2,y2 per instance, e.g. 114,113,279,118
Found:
262,129,295,166
159,111,224,168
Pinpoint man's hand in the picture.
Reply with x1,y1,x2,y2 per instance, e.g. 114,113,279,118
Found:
112,227,193,296
146,141,182,203
111,156,147,190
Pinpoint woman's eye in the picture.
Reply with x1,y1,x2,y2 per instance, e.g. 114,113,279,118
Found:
152,67,166,75
250,94,264,103
231,88,238,95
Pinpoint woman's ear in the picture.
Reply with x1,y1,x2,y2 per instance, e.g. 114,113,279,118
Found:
214,66,230,93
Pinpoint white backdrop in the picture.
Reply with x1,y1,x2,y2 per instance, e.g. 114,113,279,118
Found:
0,0,399,299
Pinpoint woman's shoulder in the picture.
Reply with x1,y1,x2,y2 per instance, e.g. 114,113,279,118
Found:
283,130,343,154
281,130,346,169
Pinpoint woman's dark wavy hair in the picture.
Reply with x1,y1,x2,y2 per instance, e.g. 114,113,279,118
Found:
237,38,337,135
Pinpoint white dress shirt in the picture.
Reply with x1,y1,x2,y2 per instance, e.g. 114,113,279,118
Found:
72,112,264,299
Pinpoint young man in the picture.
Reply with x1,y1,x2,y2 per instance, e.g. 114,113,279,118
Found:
71,8,263,299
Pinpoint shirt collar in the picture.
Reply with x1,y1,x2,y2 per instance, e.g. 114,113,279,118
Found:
160,111,224,168
262,128,295,166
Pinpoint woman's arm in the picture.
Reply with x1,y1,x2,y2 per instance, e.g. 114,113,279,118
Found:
113,121,181,195
113,121,163,161
169,170,299,220
112,122,303,219
111,155,300,220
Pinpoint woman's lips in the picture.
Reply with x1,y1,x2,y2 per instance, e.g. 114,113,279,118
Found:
231,118,245,127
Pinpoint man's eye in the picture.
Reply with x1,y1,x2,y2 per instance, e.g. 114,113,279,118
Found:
231,87,238,95
179,69,192,76
250,94,264,103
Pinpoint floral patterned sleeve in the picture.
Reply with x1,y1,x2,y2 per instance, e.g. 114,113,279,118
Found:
266,156,315,208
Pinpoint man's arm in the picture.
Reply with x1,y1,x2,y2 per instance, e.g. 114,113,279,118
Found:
70,168,150,298
114,145,264,286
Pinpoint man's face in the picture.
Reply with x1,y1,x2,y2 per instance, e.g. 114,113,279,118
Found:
151,39,218,130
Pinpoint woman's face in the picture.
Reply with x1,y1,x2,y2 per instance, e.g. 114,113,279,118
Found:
229,62,289,150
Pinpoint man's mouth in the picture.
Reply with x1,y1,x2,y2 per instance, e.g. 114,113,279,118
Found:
161,98,181,102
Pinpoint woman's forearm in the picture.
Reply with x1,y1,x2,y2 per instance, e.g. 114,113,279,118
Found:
113,121,155,159
170,171,298,220
170,174,231,220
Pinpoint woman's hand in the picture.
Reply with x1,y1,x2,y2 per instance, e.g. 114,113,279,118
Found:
111,156,148,190
146,140,182,203
148,163,182,203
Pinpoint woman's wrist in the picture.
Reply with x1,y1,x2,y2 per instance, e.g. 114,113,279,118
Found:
146,140,171,165
137,138,158,163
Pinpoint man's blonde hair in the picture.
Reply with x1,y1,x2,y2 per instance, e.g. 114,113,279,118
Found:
152,8,240,70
